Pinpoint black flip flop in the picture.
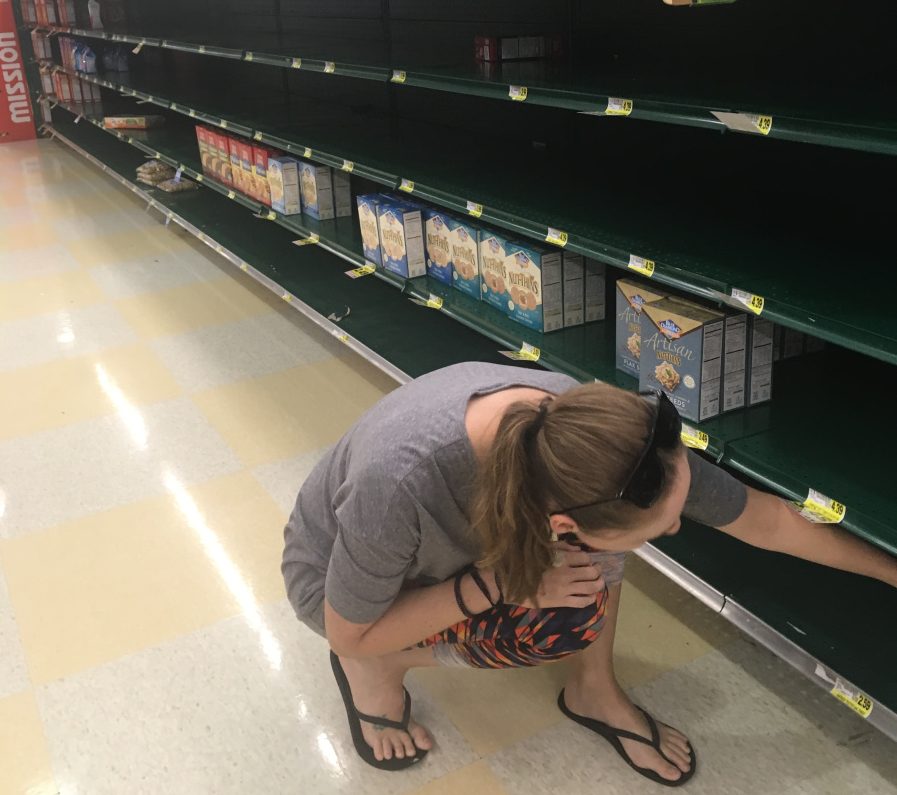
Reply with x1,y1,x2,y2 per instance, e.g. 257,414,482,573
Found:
558,689,696,787
329,651,428,771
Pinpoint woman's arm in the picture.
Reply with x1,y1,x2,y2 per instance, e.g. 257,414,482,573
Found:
718,487,897,588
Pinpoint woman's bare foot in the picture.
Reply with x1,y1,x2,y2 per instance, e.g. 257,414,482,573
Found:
563,679,692,782
337,654,433,762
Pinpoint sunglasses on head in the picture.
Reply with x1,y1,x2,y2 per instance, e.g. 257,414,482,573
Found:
549,390,683,517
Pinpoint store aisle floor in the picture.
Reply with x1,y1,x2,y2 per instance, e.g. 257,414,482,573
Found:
2,139,896,795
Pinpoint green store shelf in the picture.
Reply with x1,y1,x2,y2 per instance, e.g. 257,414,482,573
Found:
36,24,897,156
53,64,897,370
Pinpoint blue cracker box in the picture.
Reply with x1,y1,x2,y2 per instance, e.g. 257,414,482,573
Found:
504,240,564,333
424,208,454,285
447,216,480,299
478,231,511,313
376,197,426,278
356,194,382,267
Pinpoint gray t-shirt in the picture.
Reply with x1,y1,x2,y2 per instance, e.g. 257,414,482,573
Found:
281,362,747,636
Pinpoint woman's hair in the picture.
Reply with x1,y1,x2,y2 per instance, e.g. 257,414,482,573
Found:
470,382,681,605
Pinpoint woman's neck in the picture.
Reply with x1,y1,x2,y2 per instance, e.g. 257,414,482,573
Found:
465,387,554,460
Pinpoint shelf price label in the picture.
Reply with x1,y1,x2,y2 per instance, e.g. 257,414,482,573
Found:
303,147,313,158
628,254,656,277
131,39,145,54
341,160,355,173
195,174,203,182
240,262,249,272
291,58,302,69
345,263,376,279
605,97,634,116
253,131,263,141
831,679,873,719
500,342,541,362
796,489,846,524
411,293,444,310
324,61,336,74
188,109,196,117
219,120,229,129
509,85,528,102
227,190,236,199
680,424,709,451
391,70,407,84
399,178,415,193
711,111,774,136
730,288,765,315
199,45,207,54
545,227,568,247
292,234,320,246
281,292,292,303
244,51,254,62
466,201,483,218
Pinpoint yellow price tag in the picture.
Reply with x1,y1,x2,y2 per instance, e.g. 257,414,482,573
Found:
253,131,263,141
466,201,483,218
227,191,235,199
244,51,254,62
303,147,312,158
628,254,656,277
199,45,207,54
426,295,444,310
754,114,773,135
399,178,414,193
509,85,528,102
605,97,634,116
680,424,709,451
831,679,873,719
264,211,276,221
195,174,203,182
292,234,320,246
282,293,292,302
219,120,228,129
342,160,355,173
796,489,846,524
291,58,302,69
345,264,376,279
731,288,764,315
391,70,407,84
545,227,568,247
324,61,336,74
240,263,249,271
188,109,196,118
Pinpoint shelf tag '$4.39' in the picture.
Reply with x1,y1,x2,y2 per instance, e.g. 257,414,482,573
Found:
499,343,541,362
795,489,846,524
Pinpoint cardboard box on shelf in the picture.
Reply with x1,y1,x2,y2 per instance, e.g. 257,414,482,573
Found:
479,231,510,313
504,240,563,333
228,137,246,194
723,312,748,413
448,217,480,300
424,208,454,285
356,194,383,267
747,317,774,406
268,156,301,215
103,115,165,130
377,197,426,278
615,279,668,378
212,131,232,186
253,145,275,206
333,169,352,218
584,258,607,323
640,297,724,423
562,253,584,328
299,162,338,220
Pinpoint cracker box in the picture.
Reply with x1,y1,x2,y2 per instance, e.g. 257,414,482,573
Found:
299,162,339,220
448,217,480,300
615,279,668,378
214,132,233,186
584,258,607,322
195,126,213,174
504,241,563,333
640,298,724,423
237,140,255,197
424,209,454,285
356,194,383,267
253,146,274,206
479,231,511,313
747,317,774,406
722,312,748,412
229,137,246,194
377,198,426,278
268,157,301,215
103,116,165,130
562,253,584,327
333,170,352,218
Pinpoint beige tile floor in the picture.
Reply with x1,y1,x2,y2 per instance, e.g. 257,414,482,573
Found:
1,139,896,794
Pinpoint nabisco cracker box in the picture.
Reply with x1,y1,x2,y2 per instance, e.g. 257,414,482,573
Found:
253,145,274,206
214,131,232,186
640,298,724,422
504,240,563,333
195,125,212,174
237,140,254,196
584,258,607,322
562,252,584,328
722,311,748,412
229,136,246,194
615,279,667,378
377,197,426,278
299,162,337,220
356,194,382,267
747,317,774,406
479,231,510,313
268,156,301,215
424,208,453,285
448,217,480,300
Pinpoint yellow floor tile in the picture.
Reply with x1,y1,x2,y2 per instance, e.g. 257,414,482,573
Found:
65,228,196,267
113,276,275,339
410,761,510,795
0,691,56,795
31,192,130,221
0,344,182,441
1,222,59,252
0,471,288,685
0,269,106,322
192,356,397,468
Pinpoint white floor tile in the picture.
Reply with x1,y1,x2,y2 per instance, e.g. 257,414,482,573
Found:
0,568,30,700
0,244,82,284
88,250,231,300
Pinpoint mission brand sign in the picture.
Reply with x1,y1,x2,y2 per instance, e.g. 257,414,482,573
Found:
1,0,35,143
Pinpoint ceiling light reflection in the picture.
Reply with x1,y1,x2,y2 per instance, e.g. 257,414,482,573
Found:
163,469,283,671
95,364,148,450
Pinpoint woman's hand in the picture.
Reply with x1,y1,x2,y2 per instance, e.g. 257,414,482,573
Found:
511,541,606,610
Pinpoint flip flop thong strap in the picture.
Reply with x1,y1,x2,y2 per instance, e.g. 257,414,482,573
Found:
637,706,662,748
355,686,412,732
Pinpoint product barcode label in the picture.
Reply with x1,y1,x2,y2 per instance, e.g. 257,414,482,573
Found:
345,264,376,279
509,85,528,102
324,61,336,74
605,97,634,116
545,227,569,247
680,424,710,451
292,234,320,247
730,288,765,315
391,70,407,84
291,58,302,69
341,160,354,173
399,178,414,193
466,201,483,218
796,489,846,524
831,679,873,718
628,254,656,277
500,343,541,362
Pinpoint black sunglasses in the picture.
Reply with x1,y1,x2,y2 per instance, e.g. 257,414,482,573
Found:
549,390,683,516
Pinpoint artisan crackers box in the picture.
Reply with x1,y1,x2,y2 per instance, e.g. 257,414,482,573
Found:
747,317,774,405
722,312,748,412
424,208,454,285
268,157,301,215
299,162,351,220
504,241,563,333
377,197,426,278
640,298,724,422
584,258,607,322
479,231,511,313
615,279,668,378
448,217,480,300
356,194,382,267
562,253,584,328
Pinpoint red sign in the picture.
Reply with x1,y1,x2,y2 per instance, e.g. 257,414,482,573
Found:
1,0,36,143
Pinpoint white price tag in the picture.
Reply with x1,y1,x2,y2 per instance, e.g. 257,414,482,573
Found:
244,51,254,62
174,167,183,183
